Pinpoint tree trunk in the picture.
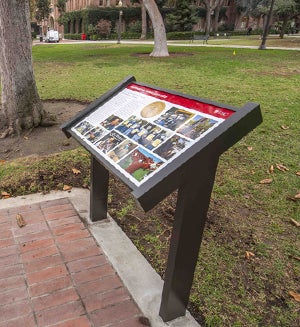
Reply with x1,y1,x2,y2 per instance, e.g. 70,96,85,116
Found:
203,0,212,35
259,0,275,50
205,6,211,35
203,0,224,35
140,1,147,40
212,0,224,33
0,0,45,137
142,0,169,57
280,17,288,39
213,5,220,32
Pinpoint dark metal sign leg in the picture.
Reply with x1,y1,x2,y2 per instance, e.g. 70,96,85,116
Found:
90,157,109,221
159,157,219,322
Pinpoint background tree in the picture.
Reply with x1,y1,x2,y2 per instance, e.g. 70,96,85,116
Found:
35,0,51,22
96,19,112,39
212,0,225,32
166,0,198,31
235,0,268,29
0,0,51,137
143,0,169,57
274,0,300,38
201,0,225,35
56,0,67,14
258,0,275,49
140,0,147,39
29,0,37,20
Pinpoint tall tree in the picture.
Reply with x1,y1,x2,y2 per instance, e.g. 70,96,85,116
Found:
274,0,300,38
166,0,198,31
258,0,275,49
143,0,169,57
139,0,147,39
56,0,67,14
29,0,37,20
212,0,225,32
35,0,51,22
0,0,50,137
201,0,225,35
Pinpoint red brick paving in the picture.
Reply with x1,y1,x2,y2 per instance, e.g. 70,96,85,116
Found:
0,198,147,327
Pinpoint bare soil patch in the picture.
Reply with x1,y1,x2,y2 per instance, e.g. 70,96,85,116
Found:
0,101,86,161
131,52,195,57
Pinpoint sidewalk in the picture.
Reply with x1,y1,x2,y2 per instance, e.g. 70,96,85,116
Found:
0,189,199,327
32,38,300,51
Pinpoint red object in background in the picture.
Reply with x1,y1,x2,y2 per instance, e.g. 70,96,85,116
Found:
81,33,86,40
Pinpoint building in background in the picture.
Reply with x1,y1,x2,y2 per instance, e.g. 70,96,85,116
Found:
36,0,299,38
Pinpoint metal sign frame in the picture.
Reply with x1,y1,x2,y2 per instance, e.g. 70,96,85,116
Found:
61,76,262,322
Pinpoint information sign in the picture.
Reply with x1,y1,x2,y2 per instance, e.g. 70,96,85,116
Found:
62,76,262,322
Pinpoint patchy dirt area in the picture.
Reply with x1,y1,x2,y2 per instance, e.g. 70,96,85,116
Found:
131,52,195,57
0,101,86,161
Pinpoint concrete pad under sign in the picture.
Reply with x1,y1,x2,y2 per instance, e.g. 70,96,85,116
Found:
0,188,200,327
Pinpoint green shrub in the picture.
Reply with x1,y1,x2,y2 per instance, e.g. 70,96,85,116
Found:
121,32,140,39
64,33,81,40
167,31,194,40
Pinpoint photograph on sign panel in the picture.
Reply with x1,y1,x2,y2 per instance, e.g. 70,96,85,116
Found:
118,147,163,182
116,116,148,136
74,120,94,136
154,107,194,131
154,135,192,160
107,140,138,162
96,131,125,154
136,125,171,151
85,126,105,144
140,101,166,118
100,115,123,131
176,115,218,140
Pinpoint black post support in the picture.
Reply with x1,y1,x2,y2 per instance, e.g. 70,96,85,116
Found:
90,157,109,221
159,155,219,322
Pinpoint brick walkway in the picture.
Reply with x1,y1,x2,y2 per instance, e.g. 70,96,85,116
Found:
0,198,147,327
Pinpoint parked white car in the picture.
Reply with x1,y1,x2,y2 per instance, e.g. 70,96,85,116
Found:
44,30,59,43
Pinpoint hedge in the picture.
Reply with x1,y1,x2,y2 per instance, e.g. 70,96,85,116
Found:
64,33,82,40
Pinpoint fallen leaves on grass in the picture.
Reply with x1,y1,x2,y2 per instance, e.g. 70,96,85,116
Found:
259,178,273,184
290,218,300,227
276,163,289,172
245,251,255,260
72,168,81,175
16,213,26,228
281,125,289,130
269,165,274,174
296,172,300,176
287,192,300,202
247,146,253,151
63,185,72,191
289,291,300,302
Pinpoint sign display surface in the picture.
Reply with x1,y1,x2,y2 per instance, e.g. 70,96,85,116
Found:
71,83,235,187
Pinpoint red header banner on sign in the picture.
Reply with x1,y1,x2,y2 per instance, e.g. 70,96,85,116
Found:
127,83,234,119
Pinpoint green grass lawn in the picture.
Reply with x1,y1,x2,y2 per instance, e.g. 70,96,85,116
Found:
171,34,300,48
1,42,300,326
